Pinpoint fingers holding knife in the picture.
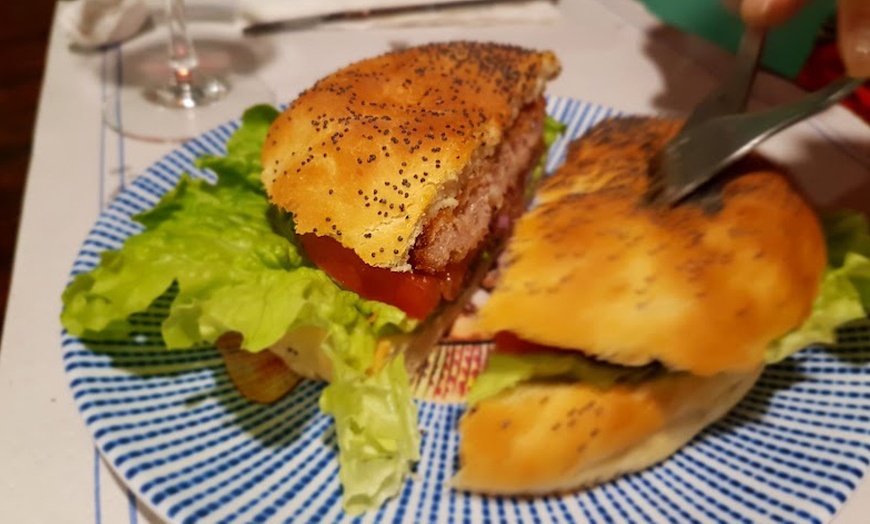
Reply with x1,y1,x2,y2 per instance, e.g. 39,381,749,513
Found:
725,0,869,78
839,0,870,77
735,0,810,27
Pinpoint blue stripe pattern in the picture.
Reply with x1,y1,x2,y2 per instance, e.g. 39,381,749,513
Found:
93,46,110,524
64,96,870,523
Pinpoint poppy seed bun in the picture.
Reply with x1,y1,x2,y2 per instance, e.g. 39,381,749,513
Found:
261,41,561,271
454,367,762,494
478,116,826,375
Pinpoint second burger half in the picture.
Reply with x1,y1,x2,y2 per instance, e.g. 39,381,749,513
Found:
454,116,870,494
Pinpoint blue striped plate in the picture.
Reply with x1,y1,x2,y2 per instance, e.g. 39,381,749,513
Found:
62,96,870,524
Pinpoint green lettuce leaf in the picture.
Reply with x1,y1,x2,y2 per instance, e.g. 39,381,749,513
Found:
61,104,420,513
466,351,660,406
320,354,421,514
821,209,870,266
202,104,281,187
543,114,568,146
765,210,870,363
765,253,870,362
526,115,568,199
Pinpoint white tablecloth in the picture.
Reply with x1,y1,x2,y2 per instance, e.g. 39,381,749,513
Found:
1,1,868,522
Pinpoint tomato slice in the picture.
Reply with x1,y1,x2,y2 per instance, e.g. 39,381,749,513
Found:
298,233,443,320
493,331,580,356
492,331,549,354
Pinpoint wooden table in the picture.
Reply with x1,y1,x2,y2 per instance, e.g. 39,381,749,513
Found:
0,1,55,335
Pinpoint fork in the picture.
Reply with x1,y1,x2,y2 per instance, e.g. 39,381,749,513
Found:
651,27,766,204
653,27,866,206
656,76,865,205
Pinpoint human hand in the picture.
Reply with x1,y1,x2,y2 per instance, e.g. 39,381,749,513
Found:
730,0,870,77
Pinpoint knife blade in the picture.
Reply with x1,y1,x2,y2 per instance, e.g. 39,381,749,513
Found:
242,0,549,36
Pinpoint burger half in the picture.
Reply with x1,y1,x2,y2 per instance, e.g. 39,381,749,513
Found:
61,41,562,513
453,116,870,494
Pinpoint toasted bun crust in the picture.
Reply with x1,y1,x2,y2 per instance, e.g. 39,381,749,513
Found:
454,367,762,494
261,41,561,270
479,117,826,375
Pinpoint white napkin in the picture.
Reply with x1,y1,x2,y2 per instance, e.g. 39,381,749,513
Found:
61,0,151,49
237,0,561,29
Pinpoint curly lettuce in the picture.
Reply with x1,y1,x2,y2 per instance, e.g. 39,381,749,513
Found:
61,105,419,514
765,210,870,363
526,115,568,198
466,351,660,406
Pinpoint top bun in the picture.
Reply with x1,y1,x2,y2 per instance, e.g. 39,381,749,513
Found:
261,41,561,270
479,116,826,375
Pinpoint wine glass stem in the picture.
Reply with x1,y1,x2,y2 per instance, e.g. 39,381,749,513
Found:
166,0,199,102
140,0,228,111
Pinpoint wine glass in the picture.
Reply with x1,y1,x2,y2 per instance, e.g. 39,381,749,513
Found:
103,0,274,142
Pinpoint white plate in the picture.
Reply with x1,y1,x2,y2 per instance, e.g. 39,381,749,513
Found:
62,96,870,524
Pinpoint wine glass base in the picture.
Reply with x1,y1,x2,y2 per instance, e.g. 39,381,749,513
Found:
144,77,229,110
103,74,275,143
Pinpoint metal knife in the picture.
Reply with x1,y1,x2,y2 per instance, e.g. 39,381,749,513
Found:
242,0,548,36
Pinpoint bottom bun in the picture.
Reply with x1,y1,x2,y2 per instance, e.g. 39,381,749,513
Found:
453,367,762,494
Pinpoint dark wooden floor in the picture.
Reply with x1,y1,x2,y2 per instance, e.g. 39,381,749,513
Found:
0,1,56,336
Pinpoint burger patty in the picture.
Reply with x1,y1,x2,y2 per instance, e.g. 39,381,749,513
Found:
409,97,547,274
